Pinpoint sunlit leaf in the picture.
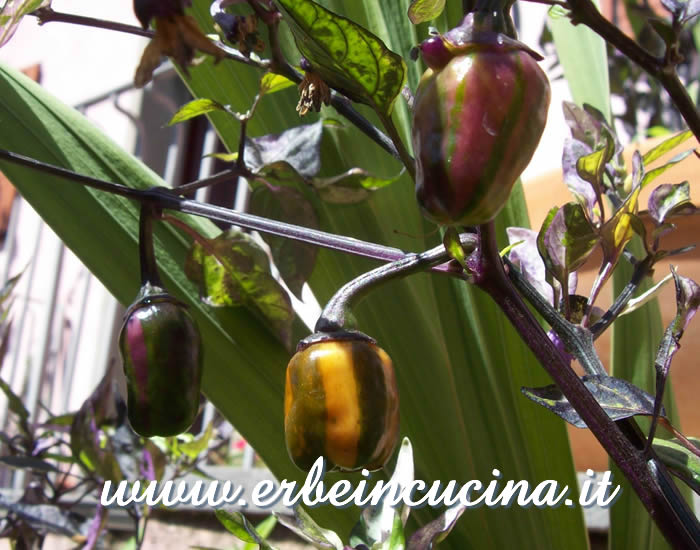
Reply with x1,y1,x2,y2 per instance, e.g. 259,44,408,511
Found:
178,420,214,459
0,0,50,47
274,0,406,115
312,167,402,204
653,437,700,494
407,0,446,24
260,73,296,95
215,509,278,550
276,505,344,550
168,98,226,125
538,203,599,298
185,230,294,349
249,185,319,299
648,181,695,224
562,138,597,219
641,149,695,188
350,438,413,548
521,375,665,429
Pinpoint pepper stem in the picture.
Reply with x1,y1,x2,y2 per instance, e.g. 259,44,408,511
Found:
139,204,163,288
315,235,476,333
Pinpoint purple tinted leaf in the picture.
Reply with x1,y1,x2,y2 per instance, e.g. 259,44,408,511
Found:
562,139,597,218
660,0,687,18
84,503,106,550
540,203,599,295
185,230,295,349
649,268,700,444
631,150,644,190
407,501,466,550
508,227,555,305
249,186,318,299
648,182,694,224
69,364,124,480
521,375,665,428
562,102,602,149
245,121,324,178
0,498,90,538
0,456,59,473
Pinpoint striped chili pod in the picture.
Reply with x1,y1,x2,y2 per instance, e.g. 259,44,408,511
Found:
412,17,550,226
284,331,400,472
119,289,202,437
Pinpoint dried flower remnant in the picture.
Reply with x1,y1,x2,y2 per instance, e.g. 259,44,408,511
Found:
133,0,224,87
296,70,331,117
213,12,265,57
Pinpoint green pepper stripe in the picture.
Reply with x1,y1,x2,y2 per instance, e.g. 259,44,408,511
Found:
351,342,389,468
287,348,327,470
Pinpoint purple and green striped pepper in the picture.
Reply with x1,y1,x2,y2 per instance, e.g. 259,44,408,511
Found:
284,331,400,472
119,287,202,437
412,16,550,226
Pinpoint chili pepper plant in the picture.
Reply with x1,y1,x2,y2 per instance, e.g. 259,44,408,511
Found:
0,0,699,548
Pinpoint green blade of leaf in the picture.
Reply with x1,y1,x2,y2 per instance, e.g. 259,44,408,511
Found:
274,0,406,115
215,509,278,550
652,438,700,495
168,98,226,125
642,130,694,165
407,0,446,24
261,73,296,95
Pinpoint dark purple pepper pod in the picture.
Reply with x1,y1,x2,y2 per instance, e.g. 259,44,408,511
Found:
119,284,202,437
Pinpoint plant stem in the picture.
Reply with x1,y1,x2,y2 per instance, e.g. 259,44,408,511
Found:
0,149,465,274
32,7,153,38
378,113,416,180
138,205,163,287
565,0,700,140
475,222,700,549
317,237,472,332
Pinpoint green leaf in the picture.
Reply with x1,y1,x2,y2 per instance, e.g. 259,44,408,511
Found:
177,420,215,459
538,202,600,296
276,506,344,550
0,376,29,427
312,168,402,204
407,0,446,24
0,0,50,47
274,0,406,115
549,0,611,121
215,510,278,550
185,229,295,349
242,515,278,550
168,98,226,125
249,185,319,299
260,73,296,95
350,438,413,549
652,438,700,494
641,149,695,188
521,375,665,428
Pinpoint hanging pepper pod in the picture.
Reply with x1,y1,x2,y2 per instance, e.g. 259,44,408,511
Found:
119,204,202,437
119,286,202,437
412,12,551,226
284,330,400,472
